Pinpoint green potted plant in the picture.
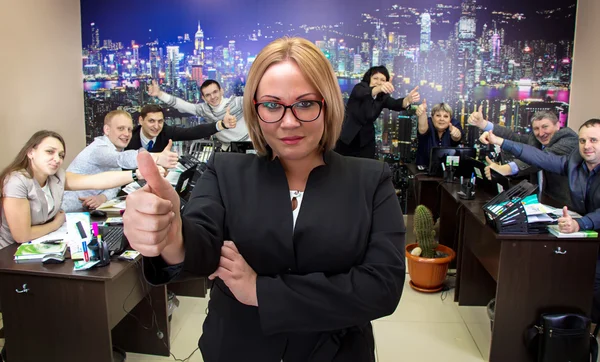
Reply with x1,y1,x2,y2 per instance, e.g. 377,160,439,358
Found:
405,205,456,292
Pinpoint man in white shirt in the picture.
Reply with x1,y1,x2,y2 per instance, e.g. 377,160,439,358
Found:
147,80,249,148
62,110,175,212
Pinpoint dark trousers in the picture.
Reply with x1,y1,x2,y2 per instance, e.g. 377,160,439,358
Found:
593,253,600,322
335,136,376,159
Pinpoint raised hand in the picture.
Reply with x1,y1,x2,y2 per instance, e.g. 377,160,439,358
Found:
449,123,462,139
484,156,500,180
468,105,487,129
557,206,580,233
208,241,258,306
416,98,427,117
123,151,183,263
147,80,162,97
156,139,179,169
222,106,237,129
480,130,504,146
403,86,420,108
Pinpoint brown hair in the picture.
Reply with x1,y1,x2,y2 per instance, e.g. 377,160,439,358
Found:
243,37,344,156
0,130,66,206
104,110,132,125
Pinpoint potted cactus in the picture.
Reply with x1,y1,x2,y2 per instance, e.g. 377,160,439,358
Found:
405,205,456,292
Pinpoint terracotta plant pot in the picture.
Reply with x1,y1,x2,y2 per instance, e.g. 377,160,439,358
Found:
405,243,456,293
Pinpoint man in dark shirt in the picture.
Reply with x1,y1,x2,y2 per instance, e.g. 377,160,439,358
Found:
482,118,600,323
126,104,237,152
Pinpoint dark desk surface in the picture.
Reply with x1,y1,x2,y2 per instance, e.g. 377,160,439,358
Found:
0,243,137,281
405,163,440,181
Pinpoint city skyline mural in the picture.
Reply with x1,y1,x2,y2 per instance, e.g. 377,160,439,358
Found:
80,0,577,158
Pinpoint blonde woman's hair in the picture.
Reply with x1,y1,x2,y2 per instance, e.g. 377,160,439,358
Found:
431,103,453,118
243,37,344,156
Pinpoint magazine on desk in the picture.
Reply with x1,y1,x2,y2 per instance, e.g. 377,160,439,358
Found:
14,242,67,261
547,225,598,238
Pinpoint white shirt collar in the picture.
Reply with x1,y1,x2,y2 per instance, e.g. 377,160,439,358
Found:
139,130,157,149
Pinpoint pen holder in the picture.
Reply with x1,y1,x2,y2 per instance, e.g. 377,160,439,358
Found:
443,167,455,182
458,181,475,200
95,241,111,268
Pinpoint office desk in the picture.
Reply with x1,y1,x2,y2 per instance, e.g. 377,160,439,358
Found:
405,163,445,222
0,245,170,362
438,183,599,362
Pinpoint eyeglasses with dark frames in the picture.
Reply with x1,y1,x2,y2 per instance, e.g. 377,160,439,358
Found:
253,99,325,123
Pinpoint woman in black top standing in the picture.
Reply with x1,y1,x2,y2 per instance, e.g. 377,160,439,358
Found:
336,66,420,159
123,37,406,362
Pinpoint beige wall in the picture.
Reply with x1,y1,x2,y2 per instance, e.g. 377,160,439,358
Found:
568,0,600,131
0,0,85,168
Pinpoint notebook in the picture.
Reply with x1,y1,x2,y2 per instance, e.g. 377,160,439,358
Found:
547,225,598,238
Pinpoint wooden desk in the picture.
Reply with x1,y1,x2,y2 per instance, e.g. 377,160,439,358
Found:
439,183,599,362
0,245,170,362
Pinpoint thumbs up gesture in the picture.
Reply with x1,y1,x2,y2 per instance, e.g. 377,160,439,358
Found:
557,206,580,233
403,86,420,108
479,130,504,146
468,105,488,129
123,151,184,263
449,123,462,140
416,98,427,117
222,106,237,129
155,139,179,169
147,80,162,97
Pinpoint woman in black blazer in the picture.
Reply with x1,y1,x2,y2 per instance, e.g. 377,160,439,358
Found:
123,37,406,362
336,66,420,159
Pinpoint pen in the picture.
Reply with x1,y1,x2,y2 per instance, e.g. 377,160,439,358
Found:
82,241,89,262
441,162,446,171
92,222,99,237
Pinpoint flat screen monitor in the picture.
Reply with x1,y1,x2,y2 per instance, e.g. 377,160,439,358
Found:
428,147,476,177
464,157,511,196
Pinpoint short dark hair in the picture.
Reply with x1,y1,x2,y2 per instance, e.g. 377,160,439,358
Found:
140,104,163,119
530,111,558,125
579,118,600,131
200,80,221,95
362,66,390,83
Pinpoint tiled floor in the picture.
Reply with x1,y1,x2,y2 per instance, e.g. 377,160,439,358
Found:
122,287,492,362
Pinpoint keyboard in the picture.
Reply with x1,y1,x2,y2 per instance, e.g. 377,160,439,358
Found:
101,225,124,253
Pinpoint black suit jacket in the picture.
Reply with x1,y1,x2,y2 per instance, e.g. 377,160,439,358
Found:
143,150,406,362
125,123,218,152
339,81,407,147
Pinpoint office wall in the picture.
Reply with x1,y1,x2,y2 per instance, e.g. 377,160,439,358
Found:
568,0,600,131
0,0,85,168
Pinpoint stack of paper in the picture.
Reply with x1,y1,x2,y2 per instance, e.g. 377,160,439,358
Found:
14,242,67,262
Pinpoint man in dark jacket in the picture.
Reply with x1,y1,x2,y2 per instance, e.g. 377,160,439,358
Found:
482,118,600,322
126,104,237,152
468,110,578,209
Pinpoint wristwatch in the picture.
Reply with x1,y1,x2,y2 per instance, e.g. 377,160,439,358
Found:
131,170,138,182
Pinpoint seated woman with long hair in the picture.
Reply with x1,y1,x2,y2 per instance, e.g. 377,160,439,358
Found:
0,130,151,248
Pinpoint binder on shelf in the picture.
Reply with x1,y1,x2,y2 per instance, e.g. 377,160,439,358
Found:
482,180,538,234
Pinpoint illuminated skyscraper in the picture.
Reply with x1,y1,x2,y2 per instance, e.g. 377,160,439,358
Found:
150,46,159,79
90,23,100,50
457,0,477,95
166,46,180,87
195,21,205,61
420,12,431,53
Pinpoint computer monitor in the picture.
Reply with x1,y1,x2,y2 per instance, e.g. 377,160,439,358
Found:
230,141,256,154
464,157,510,196
428,147,476,177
